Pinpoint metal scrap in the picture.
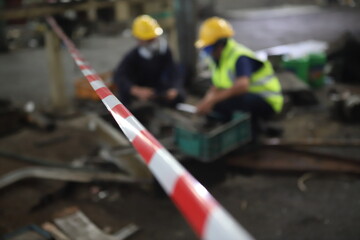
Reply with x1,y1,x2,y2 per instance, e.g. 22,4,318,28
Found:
0,166,139,189
297,172,316,192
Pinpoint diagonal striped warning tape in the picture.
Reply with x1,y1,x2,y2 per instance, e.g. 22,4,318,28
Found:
46,16,254,240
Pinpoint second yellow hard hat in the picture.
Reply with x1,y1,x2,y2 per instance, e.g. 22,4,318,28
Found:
195,17,234,48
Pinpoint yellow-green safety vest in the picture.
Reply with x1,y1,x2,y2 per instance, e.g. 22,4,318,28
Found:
207,39,283,113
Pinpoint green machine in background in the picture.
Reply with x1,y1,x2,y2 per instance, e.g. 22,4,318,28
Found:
281,55,309,83
308,52,327,88
281,52,327,88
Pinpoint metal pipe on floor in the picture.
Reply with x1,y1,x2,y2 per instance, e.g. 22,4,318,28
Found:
0,166,139,189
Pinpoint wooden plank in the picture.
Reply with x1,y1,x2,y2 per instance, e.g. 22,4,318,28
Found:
264,137,360,147
227,148,360,174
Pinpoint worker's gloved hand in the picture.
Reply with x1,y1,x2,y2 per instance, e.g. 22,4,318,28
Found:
131,86,155,101
166,88,179,100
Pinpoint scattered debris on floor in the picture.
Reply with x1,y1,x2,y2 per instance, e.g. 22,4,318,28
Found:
2,207,139,240
52,207,139,240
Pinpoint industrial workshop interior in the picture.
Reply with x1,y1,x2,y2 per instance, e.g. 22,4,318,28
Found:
1,0,360,239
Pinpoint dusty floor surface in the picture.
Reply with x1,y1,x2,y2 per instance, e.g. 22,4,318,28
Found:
0,125,360,240
1,4,360,240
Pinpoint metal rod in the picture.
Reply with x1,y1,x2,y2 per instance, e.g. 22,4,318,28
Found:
0,166,139,189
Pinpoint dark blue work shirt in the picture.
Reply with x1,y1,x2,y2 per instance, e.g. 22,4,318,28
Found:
113,46,182,104
235,56,263,79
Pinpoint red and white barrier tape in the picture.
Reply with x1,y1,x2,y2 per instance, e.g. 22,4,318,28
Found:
46,16,254,240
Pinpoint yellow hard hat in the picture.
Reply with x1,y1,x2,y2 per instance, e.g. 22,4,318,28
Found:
132,15,163,41
195,17,234,48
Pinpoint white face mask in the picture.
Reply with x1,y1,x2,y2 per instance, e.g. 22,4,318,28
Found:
147,38,160,53
138,37,167,59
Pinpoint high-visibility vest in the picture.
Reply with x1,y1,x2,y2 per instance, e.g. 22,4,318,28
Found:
208,39,283,113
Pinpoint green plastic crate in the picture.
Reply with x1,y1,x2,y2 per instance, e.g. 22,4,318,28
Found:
174,112,251,162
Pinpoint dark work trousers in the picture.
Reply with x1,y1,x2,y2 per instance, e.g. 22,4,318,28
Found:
212,93,275,138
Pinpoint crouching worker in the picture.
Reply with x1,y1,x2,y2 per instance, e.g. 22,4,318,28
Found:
195,17,283,137
113,15,185,108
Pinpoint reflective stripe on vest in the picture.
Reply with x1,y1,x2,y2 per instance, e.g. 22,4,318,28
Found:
257,91,282,98
251,74,276,86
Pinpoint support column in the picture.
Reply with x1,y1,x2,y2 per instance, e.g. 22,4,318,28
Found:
173,0,197,85
0,1,8,52
87,0,98,22
45,31,69,112
114,0,131,22
143,1,162,13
